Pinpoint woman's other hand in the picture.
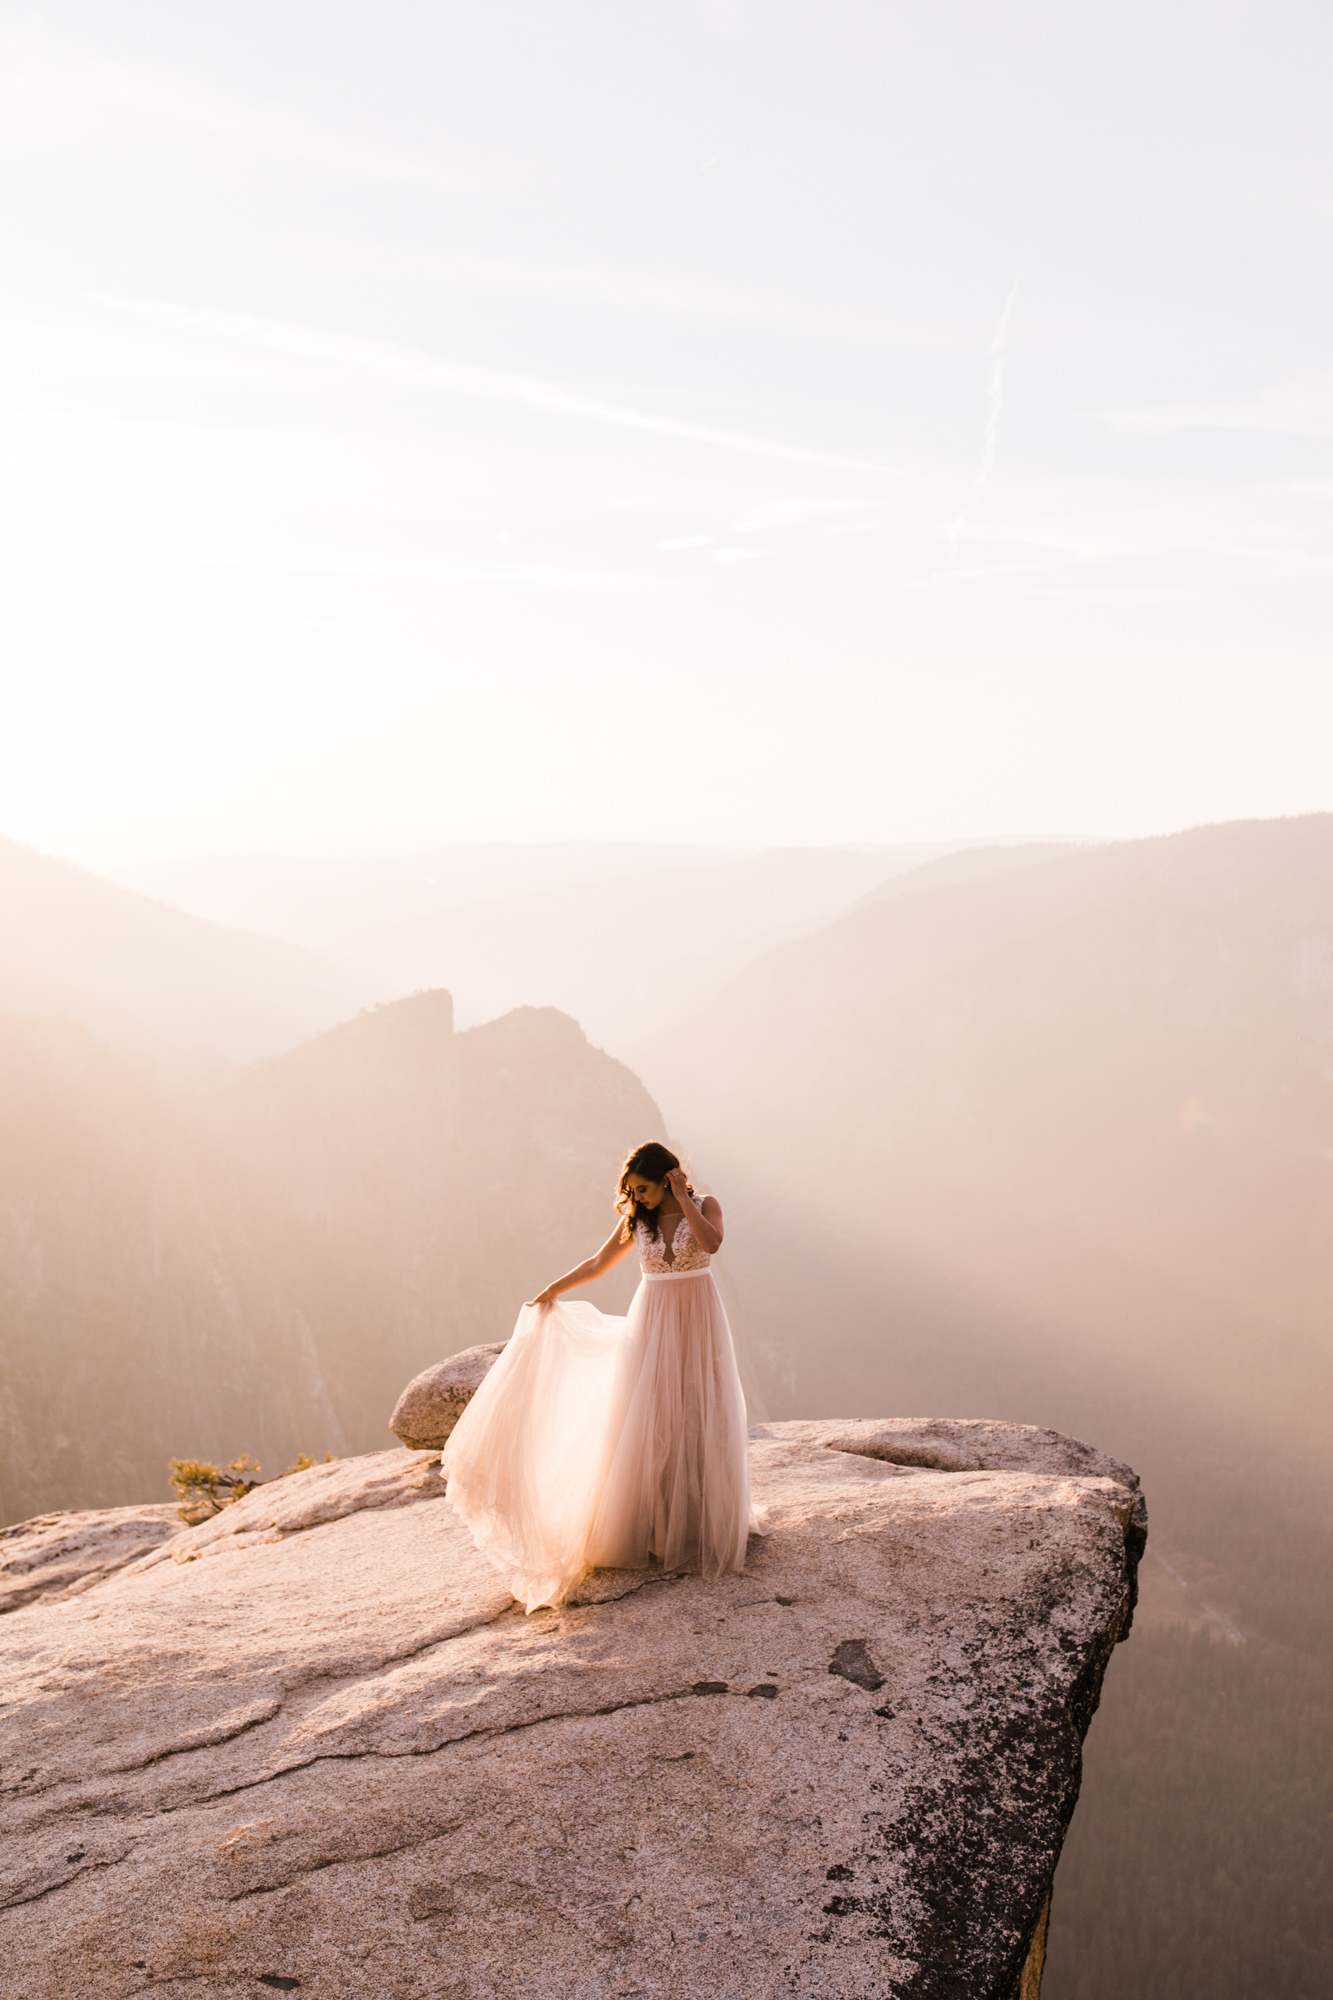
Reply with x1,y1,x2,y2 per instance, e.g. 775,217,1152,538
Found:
671,1172,723,1253
525,1285,560,1309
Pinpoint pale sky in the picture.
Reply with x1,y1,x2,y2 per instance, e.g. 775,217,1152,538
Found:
2,1,1331,864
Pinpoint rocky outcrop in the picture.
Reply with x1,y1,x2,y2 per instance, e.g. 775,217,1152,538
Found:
0,996,657,1523
0,1415,1143,1998
389,1342,508,1448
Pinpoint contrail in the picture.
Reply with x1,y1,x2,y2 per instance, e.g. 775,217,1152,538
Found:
97,294,912,481
947,279,1020,561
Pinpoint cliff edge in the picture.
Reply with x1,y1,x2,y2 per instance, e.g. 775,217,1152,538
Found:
0,1408,1144,1999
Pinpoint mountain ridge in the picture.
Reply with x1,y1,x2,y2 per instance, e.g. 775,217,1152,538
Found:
0,833,378,1060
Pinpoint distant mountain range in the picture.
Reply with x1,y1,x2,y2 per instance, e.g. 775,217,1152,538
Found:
0,835,377,1059
9,815,1332,1564
5,833,973,1063
111,841,759,944
107,838,963,1053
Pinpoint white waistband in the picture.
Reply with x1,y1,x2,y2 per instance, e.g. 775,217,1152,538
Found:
640,1265,713,1281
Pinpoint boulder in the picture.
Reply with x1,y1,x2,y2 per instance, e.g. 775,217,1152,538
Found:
388,1341,507,1448
0,1418,1143,1998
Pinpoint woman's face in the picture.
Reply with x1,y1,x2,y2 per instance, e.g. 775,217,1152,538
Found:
627,1174,666,1210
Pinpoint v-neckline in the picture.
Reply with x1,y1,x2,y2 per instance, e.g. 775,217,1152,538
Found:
656,1211,685,1267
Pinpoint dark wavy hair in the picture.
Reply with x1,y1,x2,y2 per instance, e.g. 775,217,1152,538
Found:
616,1140,692,1242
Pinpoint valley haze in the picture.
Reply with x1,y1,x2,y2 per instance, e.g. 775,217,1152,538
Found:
1,817,1330,1996
4,4,1332,1995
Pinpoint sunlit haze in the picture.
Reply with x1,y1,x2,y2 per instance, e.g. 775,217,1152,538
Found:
3,14,1333,1990
3,1,1331,864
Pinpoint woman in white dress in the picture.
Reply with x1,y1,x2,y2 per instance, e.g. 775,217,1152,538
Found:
442,1142,751,1612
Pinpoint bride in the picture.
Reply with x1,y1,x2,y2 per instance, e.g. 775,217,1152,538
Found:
442,1141,752,1611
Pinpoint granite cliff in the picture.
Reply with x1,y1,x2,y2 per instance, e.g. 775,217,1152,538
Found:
0,1356,1144,2000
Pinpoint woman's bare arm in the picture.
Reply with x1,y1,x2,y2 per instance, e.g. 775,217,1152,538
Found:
666,1169,724,1254
526,1226,634,1308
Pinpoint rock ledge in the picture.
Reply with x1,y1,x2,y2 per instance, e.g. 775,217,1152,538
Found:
0,1414,1143,1999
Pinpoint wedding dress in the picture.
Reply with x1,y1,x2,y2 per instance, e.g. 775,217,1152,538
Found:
441,1216,751,1611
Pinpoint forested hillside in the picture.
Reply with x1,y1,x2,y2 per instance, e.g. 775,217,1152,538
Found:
0,991,655,1523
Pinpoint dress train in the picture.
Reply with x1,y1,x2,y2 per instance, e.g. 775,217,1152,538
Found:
442,1263,751,1612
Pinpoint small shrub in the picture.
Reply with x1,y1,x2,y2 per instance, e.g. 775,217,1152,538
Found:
168,1451,335,1524
168,1453,262,1525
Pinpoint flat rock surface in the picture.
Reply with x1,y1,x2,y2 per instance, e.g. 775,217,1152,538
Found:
0,1505,183,1614
0,1422,1144,1999
760,1417,1138,1481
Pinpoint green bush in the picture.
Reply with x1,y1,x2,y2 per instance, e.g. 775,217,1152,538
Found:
167,1451,333,1524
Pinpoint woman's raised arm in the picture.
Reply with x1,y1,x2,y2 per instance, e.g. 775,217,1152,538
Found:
666,1169,724,1254
526,1226,634,1308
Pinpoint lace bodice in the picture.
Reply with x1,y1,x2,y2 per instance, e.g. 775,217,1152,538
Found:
636,1216,711,1274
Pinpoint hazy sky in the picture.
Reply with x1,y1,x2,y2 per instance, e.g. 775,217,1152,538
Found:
3,1,1331,862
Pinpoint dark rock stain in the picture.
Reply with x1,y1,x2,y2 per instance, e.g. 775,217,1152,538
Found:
828,1640,885,1691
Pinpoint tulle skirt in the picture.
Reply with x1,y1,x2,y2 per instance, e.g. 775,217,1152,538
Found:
441,1270,751,1612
